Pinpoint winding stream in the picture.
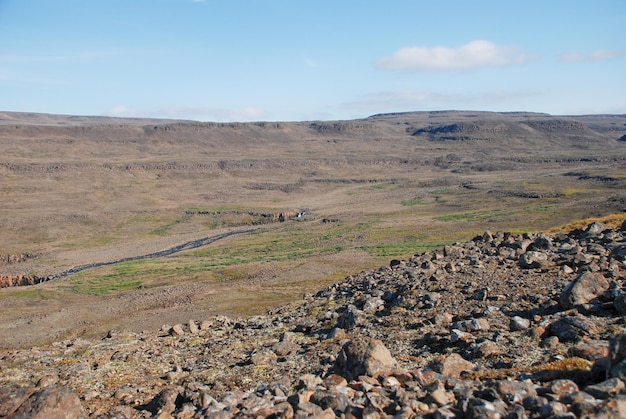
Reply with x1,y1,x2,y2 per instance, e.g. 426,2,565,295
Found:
41,228,256,282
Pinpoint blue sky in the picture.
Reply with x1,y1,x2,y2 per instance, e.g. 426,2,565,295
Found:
0,1,624,122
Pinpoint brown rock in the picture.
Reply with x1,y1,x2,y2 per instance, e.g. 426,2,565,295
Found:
334,337,396,381
147,387,181,416
583,395,626,419
559,272,609,309
550,379,579,396
0,386,36,417
474,340,500,358
434,353,475,378
550,315,599,342
497,380,537,404
584,378,625,399
170,324,185,336
570,340,610,361
9,385,86,419
250,348,278,365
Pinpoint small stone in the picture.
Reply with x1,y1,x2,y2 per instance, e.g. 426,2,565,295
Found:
610,359,626,382
510,316,531,331
381,375,401,388
609,334,626,373
550,379,579,396
327,327,347,340
587,394,626,418
36,376,58,388
584,377,625,399
570,340,610,361
450,329,473,343
614,291,626,314
322,374,347,388
336,305,366,330
474,340,500,358
433,407,457,419
519,251,550,269
542,336,560,349
497,379,537,404
298,374,322,390
451,318,490,332
434,312,453,326
429,387,454,406
583,221,606,237
250,349,278,365
188,320,198,334
523,395,549,411
467,397,507,418
272,340,300,357
175,402,196,418
295,400,324,416
170,324,185,336
362,297,385,314
434,353,475,378
550,315,599,342
539,400,568,417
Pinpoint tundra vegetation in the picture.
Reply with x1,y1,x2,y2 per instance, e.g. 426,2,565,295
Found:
0,110,625,348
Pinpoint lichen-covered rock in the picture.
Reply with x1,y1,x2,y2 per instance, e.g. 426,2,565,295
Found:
334,337,396,380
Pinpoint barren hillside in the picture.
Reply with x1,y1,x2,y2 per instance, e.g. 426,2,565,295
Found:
0,110,625,350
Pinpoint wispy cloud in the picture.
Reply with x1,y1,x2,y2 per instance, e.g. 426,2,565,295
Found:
303,56,321,68
559,49,624,63
105,105,268,122
342,90,541,112
376,40,538,72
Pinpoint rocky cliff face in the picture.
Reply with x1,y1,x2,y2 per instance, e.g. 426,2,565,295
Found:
1,220,626,418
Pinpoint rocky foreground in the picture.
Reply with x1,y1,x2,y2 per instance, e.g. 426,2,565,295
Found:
2,221,626,418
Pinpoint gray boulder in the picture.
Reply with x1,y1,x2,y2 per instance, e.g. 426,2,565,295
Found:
519,251,550,269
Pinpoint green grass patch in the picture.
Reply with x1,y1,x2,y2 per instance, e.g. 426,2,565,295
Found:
0,288,51,300
149,214,191,236
359,240,451,258
435,204,556,223
58,261,148,295
401,196,425,206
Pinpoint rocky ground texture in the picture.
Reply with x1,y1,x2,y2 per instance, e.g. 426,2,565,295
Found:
2,220,626,418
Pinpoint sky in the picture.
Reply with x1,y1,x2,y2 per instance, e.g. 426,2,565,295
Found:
0,1,624,122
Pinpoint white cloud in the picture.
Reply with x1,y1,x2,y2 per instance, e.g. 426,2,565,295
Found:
376,40,537,72
559,49,624,63
104,105,268,122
